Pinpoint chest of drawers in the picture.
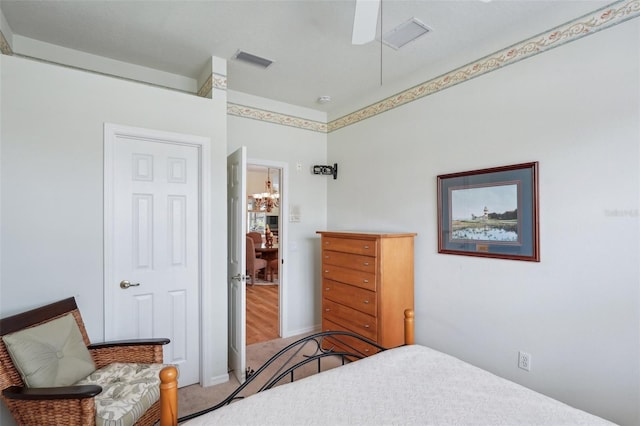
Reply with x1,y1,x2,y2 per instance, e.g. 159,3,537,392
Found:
316,231,416,356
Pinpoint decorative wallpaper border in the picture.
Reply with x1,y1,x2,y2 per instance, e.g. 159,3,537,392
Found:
0,29,13,55
197,72,228,98
1,1,637,133
197,74,212,97
327,0,640,132
213,73,227,91
227,102,328,133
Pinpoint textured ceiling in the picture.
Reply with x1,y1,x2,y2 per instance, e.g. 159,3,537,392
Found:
0,0,612,118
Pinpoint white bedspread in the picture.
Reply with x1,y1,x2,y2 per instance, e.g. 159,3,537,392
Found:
184,345,614,425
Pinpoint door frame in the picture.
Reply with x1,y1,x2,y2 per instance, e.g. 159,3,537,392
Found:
103,122,212,385
246,158,288,337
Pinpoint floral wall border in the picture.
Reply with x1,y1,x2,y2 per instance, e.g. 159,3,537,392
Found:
0,29,13,55
1,1,637,134
327,0,640,133
197,72,228,98
227,102,328,133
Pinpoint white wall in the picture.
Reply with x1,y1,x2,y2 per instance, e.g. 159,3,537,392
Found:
1,10,636,426
13,35,197,93
0,55,228,424
327,19,639,426
247,168,268,196
227,92,328,336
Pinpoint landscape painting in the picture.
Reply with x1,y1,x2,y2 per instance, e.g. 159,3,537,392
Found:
437,162,540,262
450,183,519,243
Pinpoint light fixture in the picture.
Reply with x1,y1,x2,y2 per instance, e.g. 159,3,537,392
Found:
317,95,332,104
252,168,280,212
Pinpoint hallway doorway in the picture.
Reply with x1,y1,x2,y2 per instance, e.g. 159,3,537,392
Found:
245,163,284,345
246,284,279,344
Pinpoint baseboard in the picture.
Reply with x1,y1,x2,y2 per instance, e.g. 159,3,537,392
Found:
201,372,230,388
281,324,321,339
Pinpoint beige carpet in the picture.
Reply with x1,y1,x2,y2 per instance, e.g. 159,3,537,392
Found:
177,332,343,421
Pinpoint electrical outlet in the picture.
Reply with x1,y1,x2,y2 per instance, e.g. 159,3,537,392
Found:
518,351,531,371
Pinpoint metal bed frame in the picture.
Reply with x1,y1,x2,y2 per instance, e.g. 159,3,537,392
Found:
177,330,387,423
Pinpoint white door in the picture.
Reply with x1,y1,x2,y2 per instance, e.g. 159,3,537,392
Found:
104,125,202,387
227,147,247,383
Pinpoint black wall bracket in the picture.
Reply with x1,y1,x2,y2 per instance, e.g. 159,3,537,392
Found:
312,163,338,180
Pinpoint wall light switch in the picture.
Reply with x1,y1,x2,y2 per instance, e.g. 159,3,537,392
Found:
290,205,301,222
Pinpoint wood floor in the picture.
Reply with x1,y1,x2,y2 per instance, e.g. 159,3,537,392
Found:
246,284,279,345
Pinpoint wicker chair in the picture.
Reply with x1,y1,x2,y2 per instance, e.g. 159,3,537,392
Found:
0,297,169,425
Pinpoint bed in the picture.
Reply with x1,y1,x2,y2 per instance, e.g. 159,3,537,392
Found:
158,310,613,426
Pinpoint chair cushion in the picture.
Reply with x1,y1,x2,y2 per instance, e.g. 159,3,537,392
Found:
2,313,96,387
75,362,167,426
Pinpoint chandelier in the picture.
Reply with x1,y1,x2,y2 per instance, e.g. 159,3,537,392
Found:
252,168,280,212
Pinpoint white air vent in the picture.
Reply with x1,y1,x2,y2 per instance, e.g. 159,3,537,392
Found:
382,17,431,50
234,50,274,68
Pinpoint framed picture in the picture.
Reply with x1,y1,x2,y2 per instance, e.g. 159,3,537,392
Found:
437,162,539,262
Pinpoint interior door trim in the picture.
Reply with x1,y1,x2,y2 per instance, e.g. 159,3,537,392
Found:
247,159,288,338
103,122,213,385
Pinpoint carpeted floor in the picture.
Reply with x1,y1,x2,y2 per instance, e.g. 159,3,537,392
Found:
177,332,341,422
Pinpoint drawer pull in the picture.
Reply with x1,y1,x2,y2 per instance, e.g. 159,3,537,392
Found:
325,288,330,291
325,308,330,312
324,270,329,273
363,324,369,328
363,279,369,283
325,255,329,259
363,262,369,266
363,245,369,249
363,300,369,304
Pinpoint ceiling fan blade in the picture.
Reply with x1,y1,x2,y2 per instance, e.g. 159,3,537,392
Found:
352,0,380,45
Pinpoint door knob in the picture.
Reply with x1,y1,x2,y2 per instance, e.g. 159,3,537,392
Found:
120,280,140,289
231,273,246,281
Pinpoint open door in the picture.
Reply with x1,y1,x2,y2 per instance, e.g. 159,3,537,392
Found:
227,147,247,383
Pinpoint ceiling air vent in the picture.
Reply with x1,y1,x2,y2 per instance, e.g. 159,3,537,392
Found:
234,50,274,68
382,17,431,50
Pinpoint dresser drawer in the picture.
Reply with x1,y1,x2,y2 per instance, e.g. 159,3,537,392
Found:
322,250,375,273
322,265,376,291
318,230,415,356
322,280,376,316
323,299,377,340
322,237,377,256
321,318,382,357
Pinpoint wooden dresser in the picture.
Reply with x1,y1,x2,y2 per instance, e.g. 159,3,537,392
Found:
316,231,416,356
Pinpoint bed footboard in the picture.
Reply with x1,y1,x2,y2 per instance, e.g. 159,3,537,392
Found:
159,366,178,426
404,308,414,345
159,309,415,426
